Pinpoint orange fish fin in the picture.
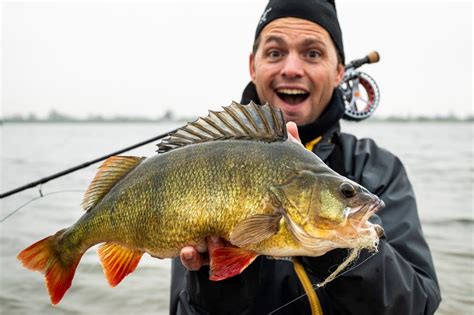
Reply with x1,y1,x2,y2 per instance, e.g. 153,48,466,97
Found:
209,247,259,281
98,243,144,287
17,230,82,305
81,156,145,211
230,213,282,247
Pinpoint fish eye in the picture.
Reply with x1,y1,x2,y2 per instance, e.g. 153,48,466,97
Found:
340,182,356,198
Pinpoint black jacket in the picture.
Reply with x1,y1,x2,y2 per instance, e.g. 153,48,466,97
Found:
169,84,441,315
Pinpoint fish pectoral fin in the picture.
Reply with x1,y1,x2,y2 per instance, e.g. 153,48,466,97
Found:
229,213,282,247
81,156,145,211
209,247,259,281
98,243,144,287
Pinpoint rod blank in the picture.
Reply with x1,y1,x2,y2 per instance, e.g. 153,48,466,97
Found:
0,128,179,199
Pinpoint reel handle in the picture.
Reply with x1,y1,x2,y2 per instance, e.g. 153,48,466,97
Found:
346,51,380,70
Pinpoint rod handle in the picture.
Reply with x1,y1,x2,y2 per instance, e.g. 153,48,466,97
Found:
367,51,380,64
346,51,380,70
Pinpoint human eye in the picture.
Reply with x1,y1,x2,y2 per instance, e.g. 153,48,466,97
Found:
267,49,284,61
305,49,322,60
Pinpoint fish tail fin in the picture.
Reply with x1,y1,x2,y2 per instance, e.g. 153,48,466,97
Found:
17,229,82,305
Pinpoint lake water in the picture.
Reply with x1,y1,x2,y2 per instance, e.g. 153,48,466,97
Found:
1,121,472,315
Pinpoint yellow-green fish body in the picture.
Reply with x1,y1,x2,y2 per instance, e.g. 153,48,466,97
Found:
18,102,383,304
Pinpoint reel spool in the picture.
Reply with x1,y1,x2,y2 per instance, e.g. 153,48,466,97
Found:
340,51,381,121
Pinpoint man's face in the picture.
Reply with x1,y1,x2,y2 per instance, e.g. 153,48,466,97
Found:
250,17,344,126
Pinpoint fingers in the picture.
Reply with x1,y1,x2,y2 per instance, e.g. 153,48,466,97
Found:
286,122,302,144
179,236,225,271
180,246,208,271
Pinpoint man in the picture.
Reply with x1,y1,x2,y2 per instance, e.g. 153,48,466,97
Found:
170,1,441,314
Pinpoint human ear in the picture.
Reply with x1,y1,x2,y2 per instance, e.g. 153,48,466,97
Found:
334,63,345,86
249,53,256,83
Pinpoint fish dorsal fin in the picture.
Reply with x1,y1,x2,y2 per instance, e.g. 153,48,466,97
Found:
81,156,145,211
157,102,287,153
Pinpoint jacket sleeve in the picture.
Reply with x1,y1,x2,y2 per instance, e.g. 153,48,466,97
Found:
304,137,441,314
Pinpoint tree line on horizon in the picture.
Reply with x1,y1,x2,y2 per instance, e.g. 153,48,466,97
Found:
1,108,473,123
1,109,191,123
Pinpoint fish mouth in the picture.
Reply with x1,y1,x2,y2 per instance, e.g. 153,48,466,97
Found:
343,198,385,237
275,88,310,105
345,198,384,221
281,198,384,256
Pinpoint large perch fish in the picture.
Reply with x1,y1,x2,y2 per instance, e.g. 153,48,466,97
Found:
18,102,384,305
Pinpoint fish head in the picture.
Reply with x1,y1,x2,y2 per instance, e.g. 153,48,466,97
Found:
271,166,384,254
314,172,384,228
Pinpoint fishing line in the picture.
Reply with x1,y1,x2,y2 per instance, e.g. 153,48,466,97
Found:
268,289,311,315
268,250,379,315
0,189,85,223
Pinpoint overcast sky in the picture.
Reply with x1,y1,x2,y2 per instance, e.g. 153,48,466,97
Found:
1,0,472,119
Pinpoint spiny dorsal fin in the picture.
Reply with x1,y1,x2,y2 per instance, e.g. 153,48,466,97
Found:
81,156,145,211
157,102,287,154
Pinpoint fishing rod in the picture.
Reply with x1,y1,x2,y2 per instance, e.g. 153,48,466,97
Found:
0,128,178,199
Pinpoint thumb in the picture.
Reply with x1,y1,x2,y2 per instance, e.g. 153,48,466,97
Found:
286,121,302,144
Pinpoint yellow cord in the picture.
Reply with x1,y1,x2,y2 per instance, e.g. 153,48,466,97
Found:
304,136,323,151
296,136,323,314
293,257,324,315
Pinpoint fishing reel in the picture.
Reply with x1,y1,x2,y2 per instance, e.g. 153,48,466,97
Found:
340,51,381,121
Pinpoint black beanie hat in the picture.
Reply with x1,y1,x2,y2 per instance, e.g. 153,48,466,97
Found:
255,0,345,64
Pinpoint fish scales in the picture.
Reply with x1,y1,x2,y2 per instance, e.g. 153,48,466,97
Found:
55,140,300,260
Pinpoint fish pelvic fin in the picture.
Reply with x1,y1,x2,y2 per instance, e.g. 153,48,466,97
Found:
81,156,145,211
209,247,259,281
17,229,82,305
157,102,287,153
98,243,144,287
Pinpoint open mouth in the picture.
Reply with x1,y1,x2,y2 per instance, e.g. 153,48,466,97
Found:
345,199,384,220
276,88,309,105
344,199,385,236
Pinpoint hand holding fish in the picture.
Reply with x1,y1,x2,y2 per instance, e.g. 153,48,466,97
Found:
180,236,225,271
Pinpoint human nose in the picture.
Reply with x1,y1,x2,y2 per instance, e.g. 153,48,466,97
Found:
280,53,304,79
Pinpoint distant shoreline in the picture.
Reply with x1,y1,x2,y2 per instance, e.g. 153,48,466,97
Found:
0,119,190,124
1,117,472,124
2,108,472,124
